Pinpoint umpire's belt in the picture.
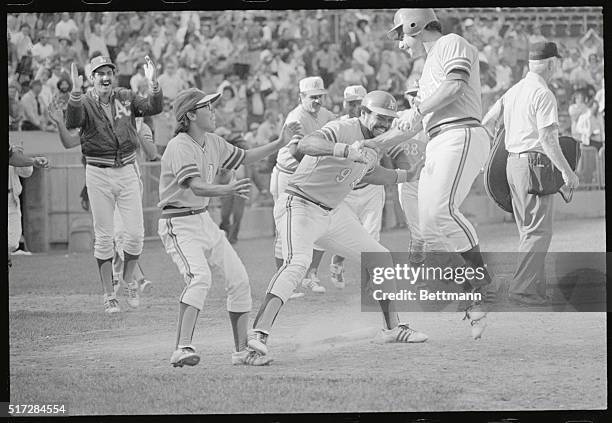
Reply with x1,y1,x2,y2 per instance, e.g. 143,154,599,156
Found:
161,205,208,219
285,188,333,212
427,118,482,140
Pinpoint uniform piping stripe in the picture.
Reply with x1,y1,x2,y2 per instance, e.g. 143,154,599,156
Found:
448,129,477,248
178,171,200,186
275,162,298,174
444,58,471,71
166,218,195,288
266,195,294,296
222,149,239,169
177,166,199,180
177,163,199,175
321,127,338,144
224,148,246,170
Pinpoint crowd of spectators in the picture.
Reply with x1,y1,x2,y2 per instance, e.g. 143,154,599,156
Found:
7,9,605,185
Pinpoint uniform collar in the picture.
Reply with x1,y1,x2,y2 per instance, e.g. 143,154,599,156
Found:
525,71,549,87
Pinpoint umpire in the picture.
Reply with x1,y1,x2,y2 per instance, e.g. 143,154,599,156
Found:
482,42,579,305
65,55,163,314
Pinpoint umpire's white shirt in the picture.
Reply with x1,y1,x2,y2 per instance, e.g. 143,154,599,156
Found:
502,72,559,154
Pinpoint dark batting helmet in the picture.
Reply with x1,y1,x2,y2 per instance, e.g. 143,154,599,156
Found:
361,90,399,118
387,8,438,40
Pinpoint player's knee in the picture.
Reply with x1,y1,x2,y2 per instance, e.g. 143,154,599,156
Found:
121,228,144,255
94,235,115,259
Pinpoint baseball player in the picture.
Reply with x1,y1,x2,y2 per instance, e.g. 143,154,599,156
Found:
247,91,428,362
329,85,385,289
65,55,163,314
48,103,154,295
389,86,427,268
8,145,48,268
388,9,492,338
157,88,300,367
270,76,336,294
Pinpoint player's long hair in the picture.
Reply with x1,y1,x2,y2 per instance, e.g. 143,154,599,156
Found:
174,115,190,135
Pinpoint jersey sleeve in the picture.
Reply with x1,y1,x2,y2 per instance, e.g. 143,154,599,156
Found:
438,35,476,82
311,119,346,144
218,135,247,171
534,90,559,130
169,142,201,188
386,142,406,160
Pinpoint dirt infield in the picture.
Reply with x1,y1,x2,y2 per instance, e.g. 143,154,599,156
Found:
8,218,607,414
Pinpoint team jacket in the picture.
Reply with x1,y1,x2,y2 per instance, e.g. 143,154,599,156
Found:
65,86,163,167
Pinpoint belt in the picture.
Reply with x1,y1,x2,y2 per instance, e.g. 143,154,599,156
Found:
161,206,208,219
427,119,481,140
87,161,135,169
285,189,333,212
508,151,537,158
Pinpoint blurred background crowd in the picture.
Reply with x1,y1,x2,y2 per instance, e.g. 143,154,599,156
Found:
7,8,605,241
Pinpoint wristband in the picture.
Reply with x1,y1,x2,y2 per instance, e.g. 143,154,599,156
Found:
395,169,409,184
333,143,350,158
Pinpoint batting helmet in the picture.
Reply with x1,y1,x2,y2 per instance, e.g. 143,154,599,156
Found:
361,90,398,118
387,8,438,40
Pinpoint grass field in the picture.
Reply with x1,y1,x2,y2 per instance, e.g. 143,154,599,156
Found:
8,218,607,415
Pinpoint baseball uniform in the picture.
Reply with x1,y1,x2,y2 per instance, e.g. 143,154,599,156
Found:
270,103,335,259
267,117,390,303
416,33,490,252
8,164,33,252
387,132,427,261
157,132,251,313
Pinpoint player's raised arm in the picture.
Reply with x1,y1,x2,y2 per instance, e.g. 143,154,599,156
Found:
242,121,303,165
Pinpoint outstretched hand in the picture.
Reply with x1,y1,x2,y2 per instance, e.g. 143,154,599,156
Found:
143,55,157,84
228,177,251,200
70,63,83,93
47,102,63,126
278,121,303,146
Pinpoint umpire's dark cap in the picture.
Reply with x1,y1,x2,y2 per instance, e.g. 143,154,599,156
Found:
529,41,562,60
173,88,221,121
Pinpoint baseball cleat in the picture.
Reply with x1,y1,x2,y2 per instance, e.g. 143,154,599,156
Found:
124,282,140,308
464,304,487,340
112,278,120,296
247,329,270,355
302,273,326,293
138,278,153,294
330,263,346,289
170,346,200,367
232,348,273,366
104,294,121,314
376,323,428,343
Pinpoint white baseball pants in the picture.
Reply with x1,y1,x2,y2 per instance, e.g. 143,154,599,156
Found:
86,164,144,260
268,193,390,302
418,126,490,253
343,184,385,241
158,211,252,312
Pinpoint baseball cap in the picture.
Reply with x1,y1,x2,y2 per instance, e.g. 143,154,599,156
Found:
344,85,367,102
89,56,116,75
299,76,327,96
529,41,562,60
173,88,222,121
